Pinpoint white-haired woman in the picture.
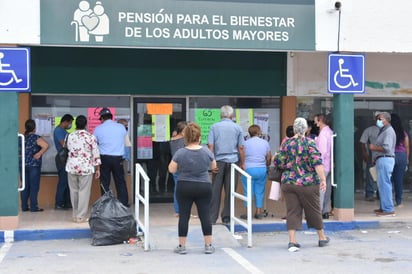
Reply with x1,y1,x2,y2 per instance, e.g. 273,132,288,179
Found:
273,117,330,252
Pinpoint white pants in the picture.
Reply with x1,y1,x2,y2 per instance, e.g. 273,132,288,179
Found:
68,173,93,220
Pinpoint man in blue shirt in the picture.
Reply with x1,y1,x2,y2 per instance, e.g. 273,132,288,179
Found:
54,114,74,209
208,105,245,224
94,108,129,206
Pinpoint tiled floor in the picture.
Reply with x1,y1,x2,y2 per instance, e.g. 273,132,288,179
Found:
16,192,412,230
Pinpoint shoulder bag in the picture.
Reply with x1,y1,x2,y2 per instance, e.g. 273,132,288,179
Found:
55,134,69,166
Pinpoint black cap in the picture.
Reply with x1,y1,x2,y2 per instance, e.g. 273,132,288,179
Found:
99,108,112,117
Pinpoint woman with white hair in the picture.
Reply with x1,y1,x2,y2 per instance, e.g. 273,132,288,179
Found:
273,117,330,252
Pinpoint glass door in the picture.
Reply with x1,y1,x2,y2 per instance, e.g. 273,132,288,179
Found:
133,98,186,202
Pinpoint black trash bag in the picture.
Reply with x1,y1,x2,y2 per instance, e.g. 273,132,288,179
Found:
89,191,137,246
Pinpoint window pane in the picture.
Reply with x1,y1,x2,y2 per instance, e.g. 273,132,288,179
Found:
32,95,130,173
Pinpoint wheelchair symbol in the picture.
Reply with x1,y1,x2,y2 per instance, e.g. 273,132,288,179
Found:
333,58,359,89
0,52,23,86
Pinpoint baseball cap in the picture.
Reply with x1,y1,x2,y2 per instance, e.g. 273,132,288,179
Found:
99,108,112,117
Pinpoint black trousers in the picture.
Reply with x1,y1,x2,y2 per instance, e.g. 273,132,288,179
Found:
176,180,212,237
100,155,129,206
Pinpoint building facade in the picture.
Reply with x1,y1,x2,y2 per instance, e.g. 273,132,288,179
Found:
1,0,412,228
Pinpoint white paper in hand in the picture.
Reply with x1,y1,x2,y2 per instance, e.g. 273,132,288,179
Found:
369,166,378,182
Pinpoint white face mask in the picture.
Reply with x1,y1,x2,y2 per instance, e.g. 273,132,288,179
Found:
376,119,384,128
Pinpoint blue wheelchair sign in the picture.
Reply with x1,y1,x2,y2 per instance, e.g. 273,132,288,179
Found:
0,48,30,92
328,53,364,94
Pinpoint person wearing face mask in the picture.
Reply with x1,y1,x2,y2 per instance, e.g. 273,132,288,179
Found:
359,112,381,201
369,112,396,216
54,113,75,210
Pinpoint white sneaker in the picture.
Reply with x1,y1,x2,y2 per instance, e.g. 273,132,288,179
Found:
288,242,300,252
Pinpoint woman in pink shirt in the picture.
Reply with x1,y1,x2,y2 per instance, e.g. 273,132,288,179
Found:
314,114,333,219
390,113,409,207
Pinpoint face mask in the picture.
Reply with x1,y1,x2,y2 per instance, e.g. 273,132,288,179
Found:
376,120,384,128
67,124,72,130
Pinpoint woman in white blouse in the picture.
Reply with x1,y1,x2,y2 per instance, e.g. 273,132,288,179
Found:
66,115,101,223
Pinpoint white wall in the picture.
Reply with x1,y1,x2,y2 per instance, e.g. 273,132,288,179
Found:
2,0,412,53
291,52,412,97
316,0,412,53
0,0,40,44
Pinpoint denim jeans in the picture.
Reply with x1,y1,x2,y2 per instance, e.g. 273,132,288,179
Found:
21,166,41,210
376,157,395,212
392,152,407,205
55,162,70,207
173,172,179,214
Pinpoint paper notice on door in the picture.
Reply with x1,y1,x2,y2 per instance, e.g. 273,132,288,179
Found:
146,104,173,115
152,114,170,142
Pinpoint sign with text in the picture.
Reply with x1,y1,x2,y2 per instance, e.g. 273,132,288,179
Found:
195,108,221,145
40,0,315,51
87,107,116,134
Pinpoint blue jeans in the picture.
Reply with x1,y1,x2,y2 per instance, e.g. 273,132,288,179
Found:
55,162,70,206
392,152,407,205
21,166,41,210
376,157,395,212
241,167,267,209
173,172,179,214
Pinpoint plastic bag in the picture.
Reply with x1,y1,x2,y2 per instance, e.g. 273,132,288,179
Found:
89,191,137,246
268,181,282,201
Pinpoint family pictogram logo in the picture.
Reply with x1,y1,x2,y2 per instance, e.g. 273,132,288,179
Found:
71,1,110,42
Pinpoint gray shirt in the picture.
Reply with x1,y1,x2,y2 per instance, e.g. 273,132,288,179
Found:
172,147,215,183
170,137,185,156
207,118,244,163
374,125,396,160
360,125,380,162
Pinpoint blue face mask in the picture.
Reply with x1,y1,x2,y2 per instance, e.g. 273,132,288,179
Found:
376,120,384,128
67,124,72,130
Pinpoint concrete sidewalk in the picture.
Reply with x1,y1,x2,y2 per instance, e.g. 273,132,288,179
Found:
1,192,411,244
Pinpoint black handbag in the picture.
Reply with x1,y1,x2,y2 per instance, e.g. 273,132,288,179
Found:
55,134,69,166
267,166,282,181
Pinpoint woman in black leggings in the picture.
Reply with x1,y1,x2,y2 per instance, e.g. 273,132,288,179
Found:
168,122,217,255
